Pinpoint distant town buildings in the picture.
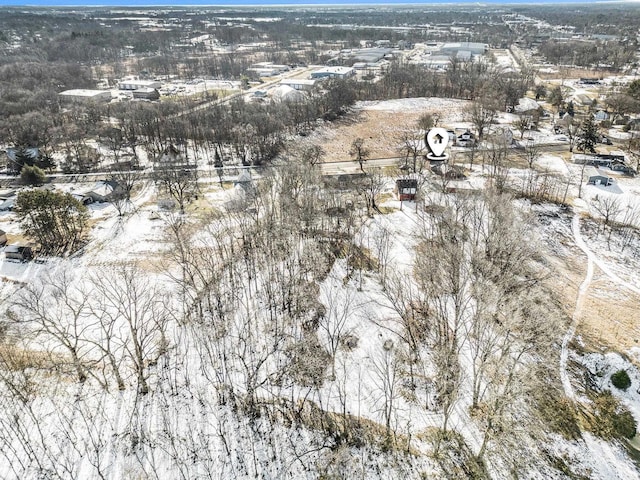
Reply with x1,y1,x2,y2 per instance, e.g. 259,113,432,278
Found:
118,79,162,91
59,89,112,103
310,66,356,80
437,42,488,57
279,78,318,91
248,62,290,77
132,88,161,100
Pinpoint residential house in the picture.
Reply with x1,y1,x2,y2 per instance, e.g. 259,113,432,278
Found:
456,130,476,147
155,144,190,168
271,85,306,103
610,160,636,175
396,178,418,201
514,97,541,115
0,189,17,201
594,110,609,122
84,181,118,203
74,181,119,204
4,245,33,261
5,148,39,173
573,94,596,109
573,153,625,167
587,175,614,186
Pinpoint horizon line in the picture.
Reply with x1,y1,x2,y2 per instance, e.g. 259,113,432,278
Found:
0,0,633,7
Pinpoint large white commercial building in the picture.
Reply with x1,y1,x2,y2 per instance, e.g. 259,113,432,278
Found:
310,66,356,80
59,89,112,103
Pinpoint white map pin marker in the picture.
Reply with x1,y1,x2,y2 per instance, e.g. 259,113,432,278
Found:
427,128,449,157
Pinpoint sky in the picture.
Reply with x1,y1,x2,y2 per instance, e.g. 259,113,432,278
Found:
0,0,622,6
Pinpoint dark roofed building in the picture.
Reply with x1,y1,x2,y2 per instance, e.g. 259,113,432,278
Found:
396,178,418,201
587,175,614,186
132,88,160,101
5,245,33,261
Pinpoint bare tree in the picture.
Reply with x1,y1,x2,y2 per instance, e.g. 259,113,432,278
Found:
108,164,142,217
625,132,640,173
299,144,326,168
577,157,589,199
356,167,386,215
154,161,199,214
318,280,356,376
591,195,623,244
370,344,402,444
466,96,499,141
563,118,581,154
399,131,425,173
616,205,640,253
350,137,370,172
522,138,541,172
91,264,169,395
417,112,440,131
483,133,510,192
371,224,394,285
605,93,638,124
474,287,555,461
515,115,532,140
9,268,92,384
414,197,475,440
99,126,127,166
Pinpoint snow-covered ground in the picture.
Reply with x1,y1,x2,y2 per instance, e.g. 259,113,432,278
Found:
359,97,470,123
1,95,640,479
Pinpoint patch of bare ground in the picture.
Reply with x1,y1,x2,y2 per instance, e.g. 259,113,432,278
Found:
538,68,610,81
537,209,640,355
302,98,469,163
577,272,640,351
536,209,583,325
545,238,640,354
540,244,583,334
306,109,412,162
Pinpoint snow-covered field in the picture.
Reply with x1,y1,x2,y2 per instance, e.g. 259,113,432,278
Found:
1,96,640,479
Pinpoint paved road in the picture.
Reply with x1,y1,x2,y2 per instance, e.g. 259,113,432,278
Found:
171,66,315,118
320,142,573,175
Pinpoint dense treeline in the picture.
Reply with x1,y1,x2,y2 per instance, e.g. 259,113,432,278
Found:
353,60,534,107
519,4,640,35
0,55,531,174
1,3,636,128
538,39,636,70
